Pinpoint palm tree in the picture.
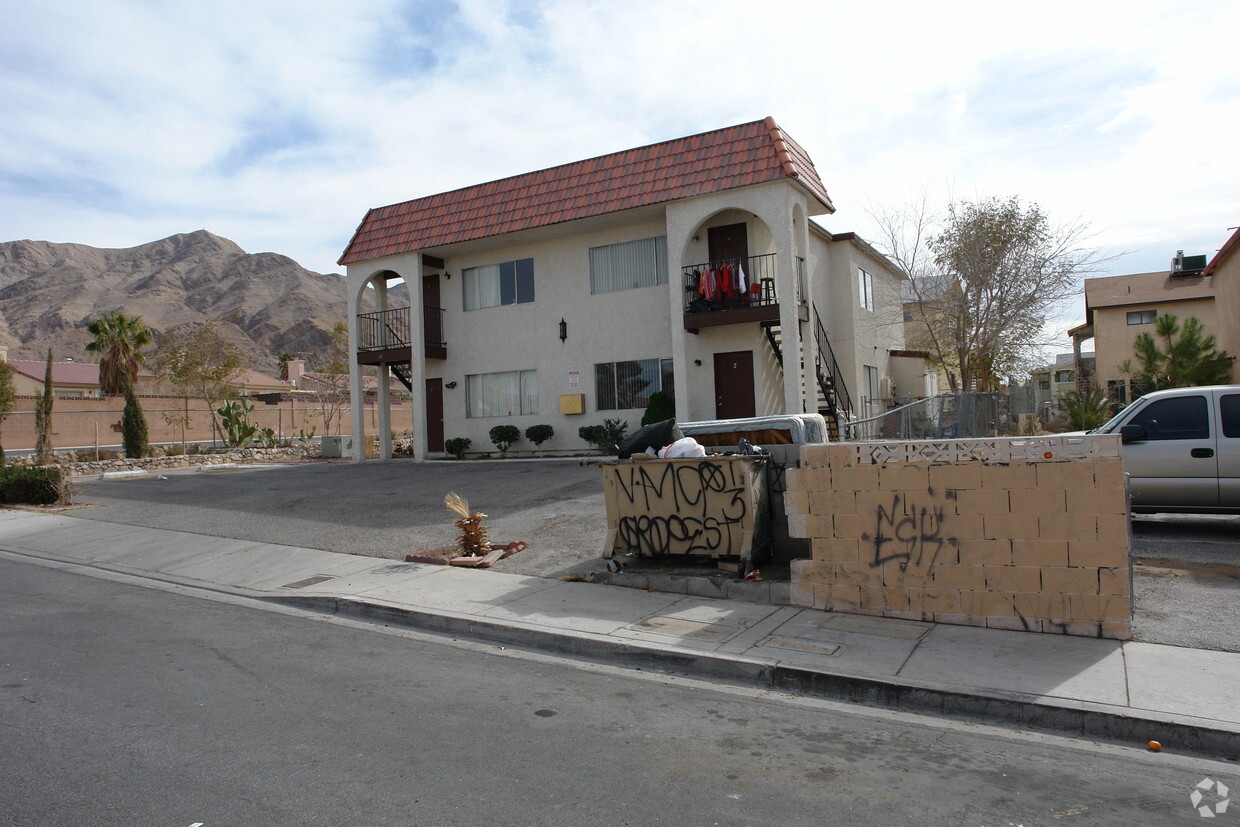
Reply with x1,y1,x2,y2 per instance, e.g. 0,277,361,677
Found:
86,311,153,394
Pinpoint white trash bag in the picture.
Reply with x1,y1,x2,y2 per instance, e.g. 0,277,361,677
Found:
659,437,706,459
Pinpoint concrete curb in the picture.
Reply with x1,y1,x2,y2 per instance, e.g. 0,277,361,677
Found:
266,592,1240,759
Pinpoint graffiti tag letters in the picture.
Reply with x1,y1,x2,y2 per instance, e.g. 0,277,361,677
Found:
610,460,752,557
862,492,957,571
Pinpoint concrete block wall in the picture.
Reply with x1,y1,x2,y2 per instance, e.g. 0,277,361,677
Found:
785,436,1132,639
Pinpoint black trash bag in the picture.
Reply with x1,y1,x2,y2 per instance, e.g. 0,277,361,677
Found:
617,419,683,460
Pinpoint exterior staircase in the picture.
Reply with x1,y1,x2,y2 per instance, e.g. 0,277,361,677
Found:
762,304,852,440
391,363,414,392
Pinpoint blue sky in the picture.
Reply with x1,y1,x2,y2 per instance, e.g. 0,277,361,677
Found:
2,0,1237,340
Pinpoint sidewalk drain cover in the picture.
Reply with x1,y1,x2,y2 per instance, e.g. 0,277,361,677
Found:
760,637,843,657
370,563,422,575
630,616,738,642
282,575,337,589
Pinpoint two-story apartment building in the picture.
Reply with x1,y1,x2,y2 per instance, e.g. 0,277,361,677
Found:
1069,236,1237,403
338,118,912,460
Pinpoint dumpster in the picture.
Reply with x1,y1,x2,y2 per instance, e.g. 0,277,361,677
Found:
599,455,770,563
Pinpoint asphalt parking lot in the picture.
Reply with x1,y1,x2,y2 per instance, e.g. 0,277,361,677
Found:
69,459,610,579
65,459,1240,652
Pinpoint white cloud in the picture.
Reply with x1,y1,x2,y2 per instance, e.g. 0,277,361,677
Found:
0,0,1236,283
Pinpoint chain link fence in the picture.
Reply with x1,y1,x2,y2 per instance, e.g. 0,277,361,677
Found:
842,392,1042,442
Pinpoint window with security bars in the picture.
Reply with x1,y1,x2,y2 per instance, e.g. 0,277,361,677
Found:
589,236,668,294
595,358,673,410
465,370,537,417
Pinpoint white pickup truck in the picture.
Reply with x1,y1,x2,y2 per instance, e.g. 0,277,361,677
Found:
1090,384,1240,514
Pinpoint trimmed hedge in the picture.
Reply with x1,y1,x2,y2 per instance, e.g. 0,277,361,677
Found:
0,465,64,505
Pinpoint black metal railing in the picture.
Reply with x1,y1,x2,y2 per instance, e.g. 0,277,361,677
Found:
682,253,778,313
358,307,410,352
358,306,446,353
814,306,852,419
424,306,445,351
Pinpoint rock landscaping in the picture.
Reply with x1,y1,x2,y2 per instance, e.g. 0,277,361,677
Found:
11,444,322,478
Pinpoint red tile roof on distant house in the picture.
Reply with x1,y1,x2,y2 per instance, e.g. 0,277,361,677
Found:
338,117,834,266
7,360,154,386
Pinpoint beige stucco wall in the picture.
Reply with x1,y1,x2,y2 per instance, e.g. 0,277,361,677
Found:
817,237,907,409
784,436,1131,639
1092,297,1217,389
1212,253,1239,380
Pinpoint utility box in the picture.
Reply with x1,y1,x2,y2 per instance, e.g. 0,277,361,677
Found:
599,456,770,563
320,435,353,458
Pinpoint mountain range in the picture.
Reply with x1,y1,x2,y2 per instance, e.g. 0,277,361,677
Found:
0,230,358,372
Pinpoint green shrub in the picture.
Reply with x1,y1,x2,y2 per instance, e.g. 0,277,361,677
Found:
122,385,149,458
445,437,471,460
525,424,554,449
489,425,520,456
1059,387,1116,431
0,466,64,505
640,391,675,427
579,418,628,455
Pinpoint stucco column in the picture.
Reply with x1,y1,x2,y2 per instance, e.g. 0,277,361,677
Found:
790,204,814,414
772,211,804,414
346,266,367,462
664,210,694,421
408,255,428,461
377,360,392,460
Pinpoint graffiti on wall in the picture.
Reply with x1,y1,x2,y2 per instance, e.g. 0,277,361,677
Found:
606,459,762,558
861,491,958,571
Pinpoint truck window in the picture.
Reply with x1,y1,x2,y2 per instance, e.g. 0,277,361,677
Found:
1222,394,1240,438
1128,395,1209,440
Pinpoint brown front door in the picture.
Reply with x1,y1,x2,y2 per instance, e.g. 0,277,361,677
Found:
425,378,444,453
714,351,755,419
708,223,749,264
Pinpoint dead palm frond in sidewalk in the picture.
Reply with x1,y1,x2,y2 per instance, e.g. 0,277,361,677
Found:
445,491,490,557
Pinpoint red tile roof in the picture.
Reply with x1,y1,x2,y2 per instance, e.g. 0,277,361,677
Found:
339,117,833,266
7,360,154,386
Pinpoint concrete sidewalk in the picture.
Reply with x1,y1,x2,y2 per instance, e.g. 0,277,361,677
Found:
3,507,1237,757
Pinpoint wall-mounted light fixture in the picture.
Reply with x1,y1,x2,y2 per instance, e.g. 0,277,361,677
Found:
694,359,702,366
445,381,458,389
559,318,568,342
444,272,452,280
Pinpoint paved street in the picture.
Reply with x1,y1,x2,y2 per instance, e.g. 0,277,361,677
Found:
3,557,1234,826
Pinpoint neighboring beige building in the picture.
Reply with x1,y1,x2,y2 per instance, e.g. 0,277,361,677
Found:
1030,351,1094,412
1069,242,1235,403
1204,224,1240,369
3,348,158,397
338,118,917,460
2,346,287,398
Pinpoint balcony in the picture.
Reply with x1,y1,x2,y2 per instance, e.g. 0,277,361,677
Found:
356,306,446,364
682,253,805,332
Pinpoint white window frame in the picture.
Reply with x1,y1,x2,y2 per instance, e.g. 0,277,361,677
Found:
465,369,537,417
859,268,874,312
589,236,668,294
463,258,535,311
